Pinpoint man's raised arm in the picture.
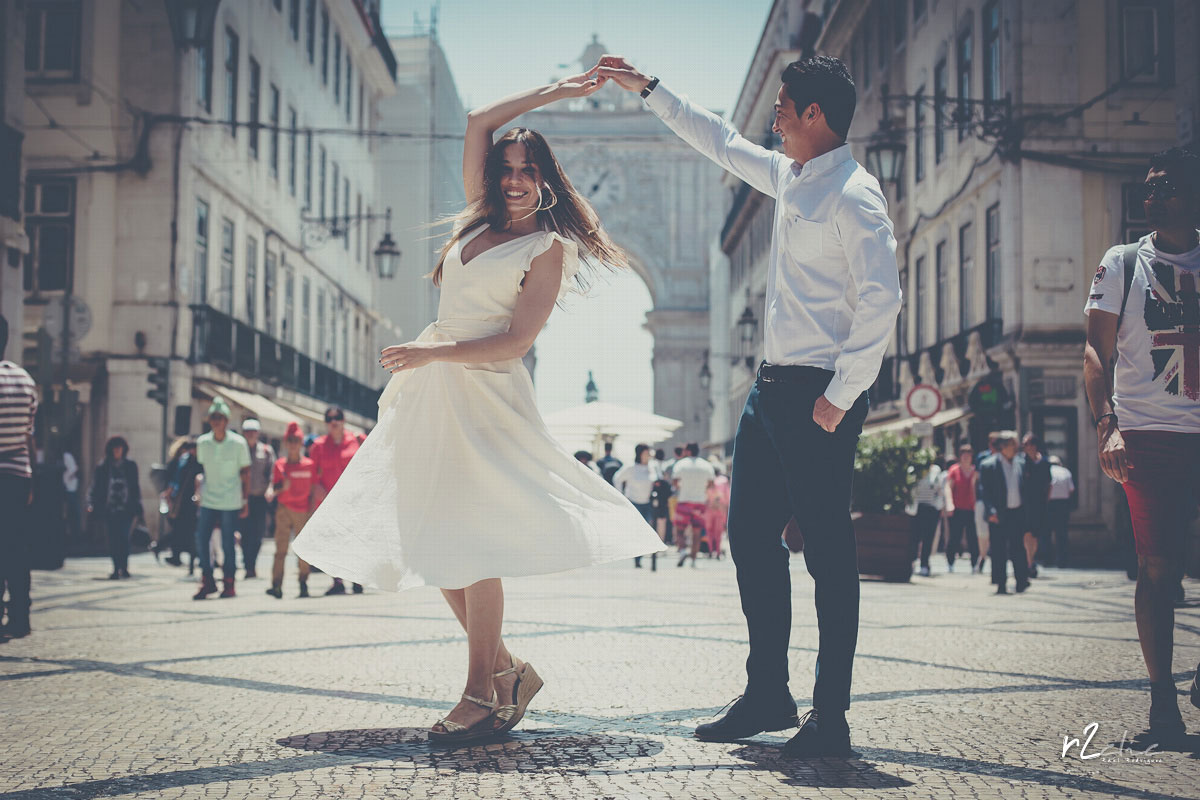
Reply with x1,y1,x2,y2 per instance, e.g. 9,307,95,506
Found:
596,56,783,198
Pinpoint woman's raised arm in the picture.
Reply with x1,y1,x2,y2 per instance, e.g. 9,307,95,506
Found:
462,73,605,203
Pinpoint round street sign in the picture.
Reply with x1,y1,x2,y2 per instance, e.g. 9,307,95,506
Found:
906,384,943,420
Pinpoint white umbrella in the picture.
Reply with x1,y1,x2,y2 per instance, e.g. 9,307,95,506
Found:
543,401,683,457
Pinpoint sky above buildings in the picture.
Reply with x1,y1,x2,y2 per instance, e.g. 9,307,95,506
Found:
380,0,773,415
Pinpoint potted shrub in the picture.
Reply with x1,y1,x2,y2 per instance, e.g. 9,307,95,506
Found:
851,432,937,582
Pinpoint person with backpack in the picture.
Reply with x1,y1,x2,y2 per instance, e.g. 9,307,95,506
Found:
1083,147,1200,744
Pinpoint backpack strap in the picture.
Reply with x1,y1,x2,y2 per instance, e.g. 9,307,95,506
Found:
1117,241,1138,332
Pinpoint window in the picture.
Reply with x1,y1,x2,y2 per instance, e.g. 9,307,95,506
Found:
264,250,276,337
912,0,926,22
289,0,300,41
345,58,353,121
933,59,947,164
273,0,282,9
306,0,316,63
957,29,972,141
893,0,906,47
317,289,326,358
877,1,889,70
302,277,311,354
1122,183,1152,243
334,33,341,102
320,6,330,85
358,81,365,132
1120,0,1173,84
304,130,313,208
915,254,927,348
330,295,337,365
318,146,327,218
365,205,372,270
959,222,974,330
355,193,363,262
194,199,208,303
331,162,339,221
850,39,861,94
986,203,1001,321
218,219,234,314
913,87,926,183
247,57,260,158
897,265,909,353
341,312,349,374
224,28,239,136
268,84,280,177
245,236,257,328
283,268,295,344
196,41,212,111
343,178,350,251
983,1,1001,104
861,21,871,91
288,107,297,195
935,240,948,341
23,178,76,294
25,1,81,81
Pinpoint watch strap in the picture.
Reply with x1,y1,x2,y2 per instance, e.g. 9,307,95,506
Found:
640,77,660,99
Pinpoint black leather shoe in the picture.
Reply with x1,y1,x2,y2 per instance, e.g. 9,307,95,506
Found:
352,583,363,594
694,695,798,742
995,586,1008,595
782,709,852,758
1015,580,1030,593
324,582,347,596
1,620,31,638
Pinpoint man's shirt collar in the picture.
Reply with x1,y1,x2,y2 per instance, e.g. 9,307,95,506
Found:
790,143,853,179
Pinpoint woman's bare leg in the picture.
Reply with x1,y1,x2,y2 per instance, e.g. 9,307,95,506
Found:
440,587,514,672
434,579,514,730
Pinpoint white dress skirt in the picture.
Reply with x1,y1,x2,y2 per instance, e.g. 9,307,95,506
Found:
292,225,664,591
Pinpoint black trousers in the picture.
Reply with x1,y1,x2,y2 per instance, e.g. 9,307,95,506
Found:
727,367,868,712
0,475,33,624
989,508,1029,588
1046,500,1072,567
238,495,269,572
105,511,134,571
910,503,940,568
946,509,979,567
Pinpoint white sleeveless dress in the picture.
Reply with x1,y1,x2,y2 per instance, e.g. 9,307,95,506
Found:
292,225,663,591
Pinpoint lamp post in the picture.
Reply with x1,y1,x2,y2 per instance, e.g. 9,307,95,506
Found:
737,306,757,369
373,208,401,280
865,115,906,188
164,0,222,49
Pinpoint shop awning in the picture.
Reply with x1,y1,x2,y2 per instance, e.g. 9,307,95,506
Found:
862,405,972,437
197,382,301,434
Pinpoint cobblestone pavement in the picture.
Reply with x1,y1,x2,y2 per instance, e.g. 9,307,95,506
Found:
2,543,1199,800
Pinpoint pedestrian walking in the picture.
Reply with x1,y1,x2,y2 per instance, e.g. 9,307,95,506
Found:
943,443,980,572
237,418,275,579
595,441,623,485
161,437,199,569
705,456,730,560
62,448,80,539
1045,455,1075,567
309,407,364,596
672,443,715,568
662,445,683,544
909,460,944,577
598,53,900,756
267,421,316,599
614,444,662,569
1020,433,1051,577
86,437,144,580
974,432,1002,574
192,399,250,600
650,448,673,545
978,431,1030,595
0,314,38,639
1083,146,1200,743
293,72,661,745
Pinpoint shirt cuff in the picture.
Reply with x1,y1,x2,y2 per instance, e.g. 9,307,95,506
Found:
643,80,679,118
823,375,860,411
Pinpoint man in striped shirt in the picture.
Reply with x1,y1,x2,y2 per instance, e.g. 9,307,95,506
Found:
0,313,38,638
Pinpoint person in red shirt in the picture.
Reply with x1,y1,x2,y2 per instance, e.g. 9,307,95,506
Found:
310,407,363,595
267,422,317,598
943,443,980,573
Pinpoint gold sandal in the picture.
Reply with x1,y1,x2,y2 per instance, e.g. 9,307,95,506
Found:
492,659,543,734
428,692,500,745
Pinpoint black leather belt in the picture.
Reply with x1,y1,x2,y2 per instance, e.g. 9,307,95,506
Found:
756,362,832,383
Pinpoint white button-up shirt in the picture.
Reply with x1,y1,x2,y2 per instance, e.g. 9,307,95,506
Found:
645,84,902,409
999,456,1022,509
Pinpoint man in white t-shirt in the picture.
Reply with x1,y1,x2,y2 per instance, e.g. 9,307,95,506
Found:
1045,456,1075,568
672,443,716,567
1083,147,1200,743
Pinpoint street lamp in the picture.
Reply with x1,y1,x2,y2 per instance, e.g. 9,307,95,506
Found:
737,306,757,369
866,117,906,187
699,353,712,390
373,208,401,280
164,0,222,49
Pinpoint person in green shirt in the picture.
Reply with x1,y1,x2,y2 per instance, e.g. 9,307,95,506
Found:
192,398,250,600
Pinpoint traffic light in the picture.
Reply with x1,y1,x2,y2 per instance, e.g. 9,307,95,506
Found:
147,357,169,406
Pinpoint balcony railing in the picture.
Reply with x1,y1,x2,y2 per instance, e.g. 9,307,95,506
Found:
189,304,379,421
869,318,1004,405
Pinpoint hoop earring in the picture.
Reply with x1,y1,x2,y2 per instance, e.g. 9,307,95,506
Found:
539,184,559,212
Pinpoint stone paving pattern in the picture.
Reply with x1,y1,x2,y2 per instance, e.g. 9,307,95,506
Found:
2,542,1199,800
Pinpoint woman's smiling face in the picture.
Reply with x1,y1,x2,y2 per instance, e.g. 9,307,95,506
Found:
498,143,543,216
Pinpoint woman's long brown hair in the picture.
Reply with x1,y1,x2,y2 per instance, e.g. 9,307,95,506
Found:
430,128,629,296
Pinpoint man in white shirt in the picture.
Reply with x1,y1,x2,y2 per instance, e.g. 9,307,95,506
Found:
1083,147,1200,742
599,55,901,758
1045,456,1075,568
671,443,715,568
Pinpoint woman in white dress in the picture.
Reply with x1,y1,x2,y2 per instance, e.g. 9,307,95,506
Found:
292,73,663,745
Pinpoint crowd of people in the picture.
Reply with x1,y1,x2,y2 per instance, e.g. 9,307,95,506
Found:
908,432,1076,594
575,442,731,571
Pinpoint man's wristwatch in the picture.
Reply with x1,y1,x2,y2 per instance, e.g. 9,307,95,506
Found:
640,77,660,99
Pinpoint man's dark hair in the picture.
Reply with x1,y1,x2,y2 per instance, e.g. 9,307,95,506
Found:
1022,433,1042,450
603,442,613,454
674,446,684,456
1148,147,1200,202
685,443,700,456
105,436,130,460
0,313,7,357
324,406,345,422
781,55,856,139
